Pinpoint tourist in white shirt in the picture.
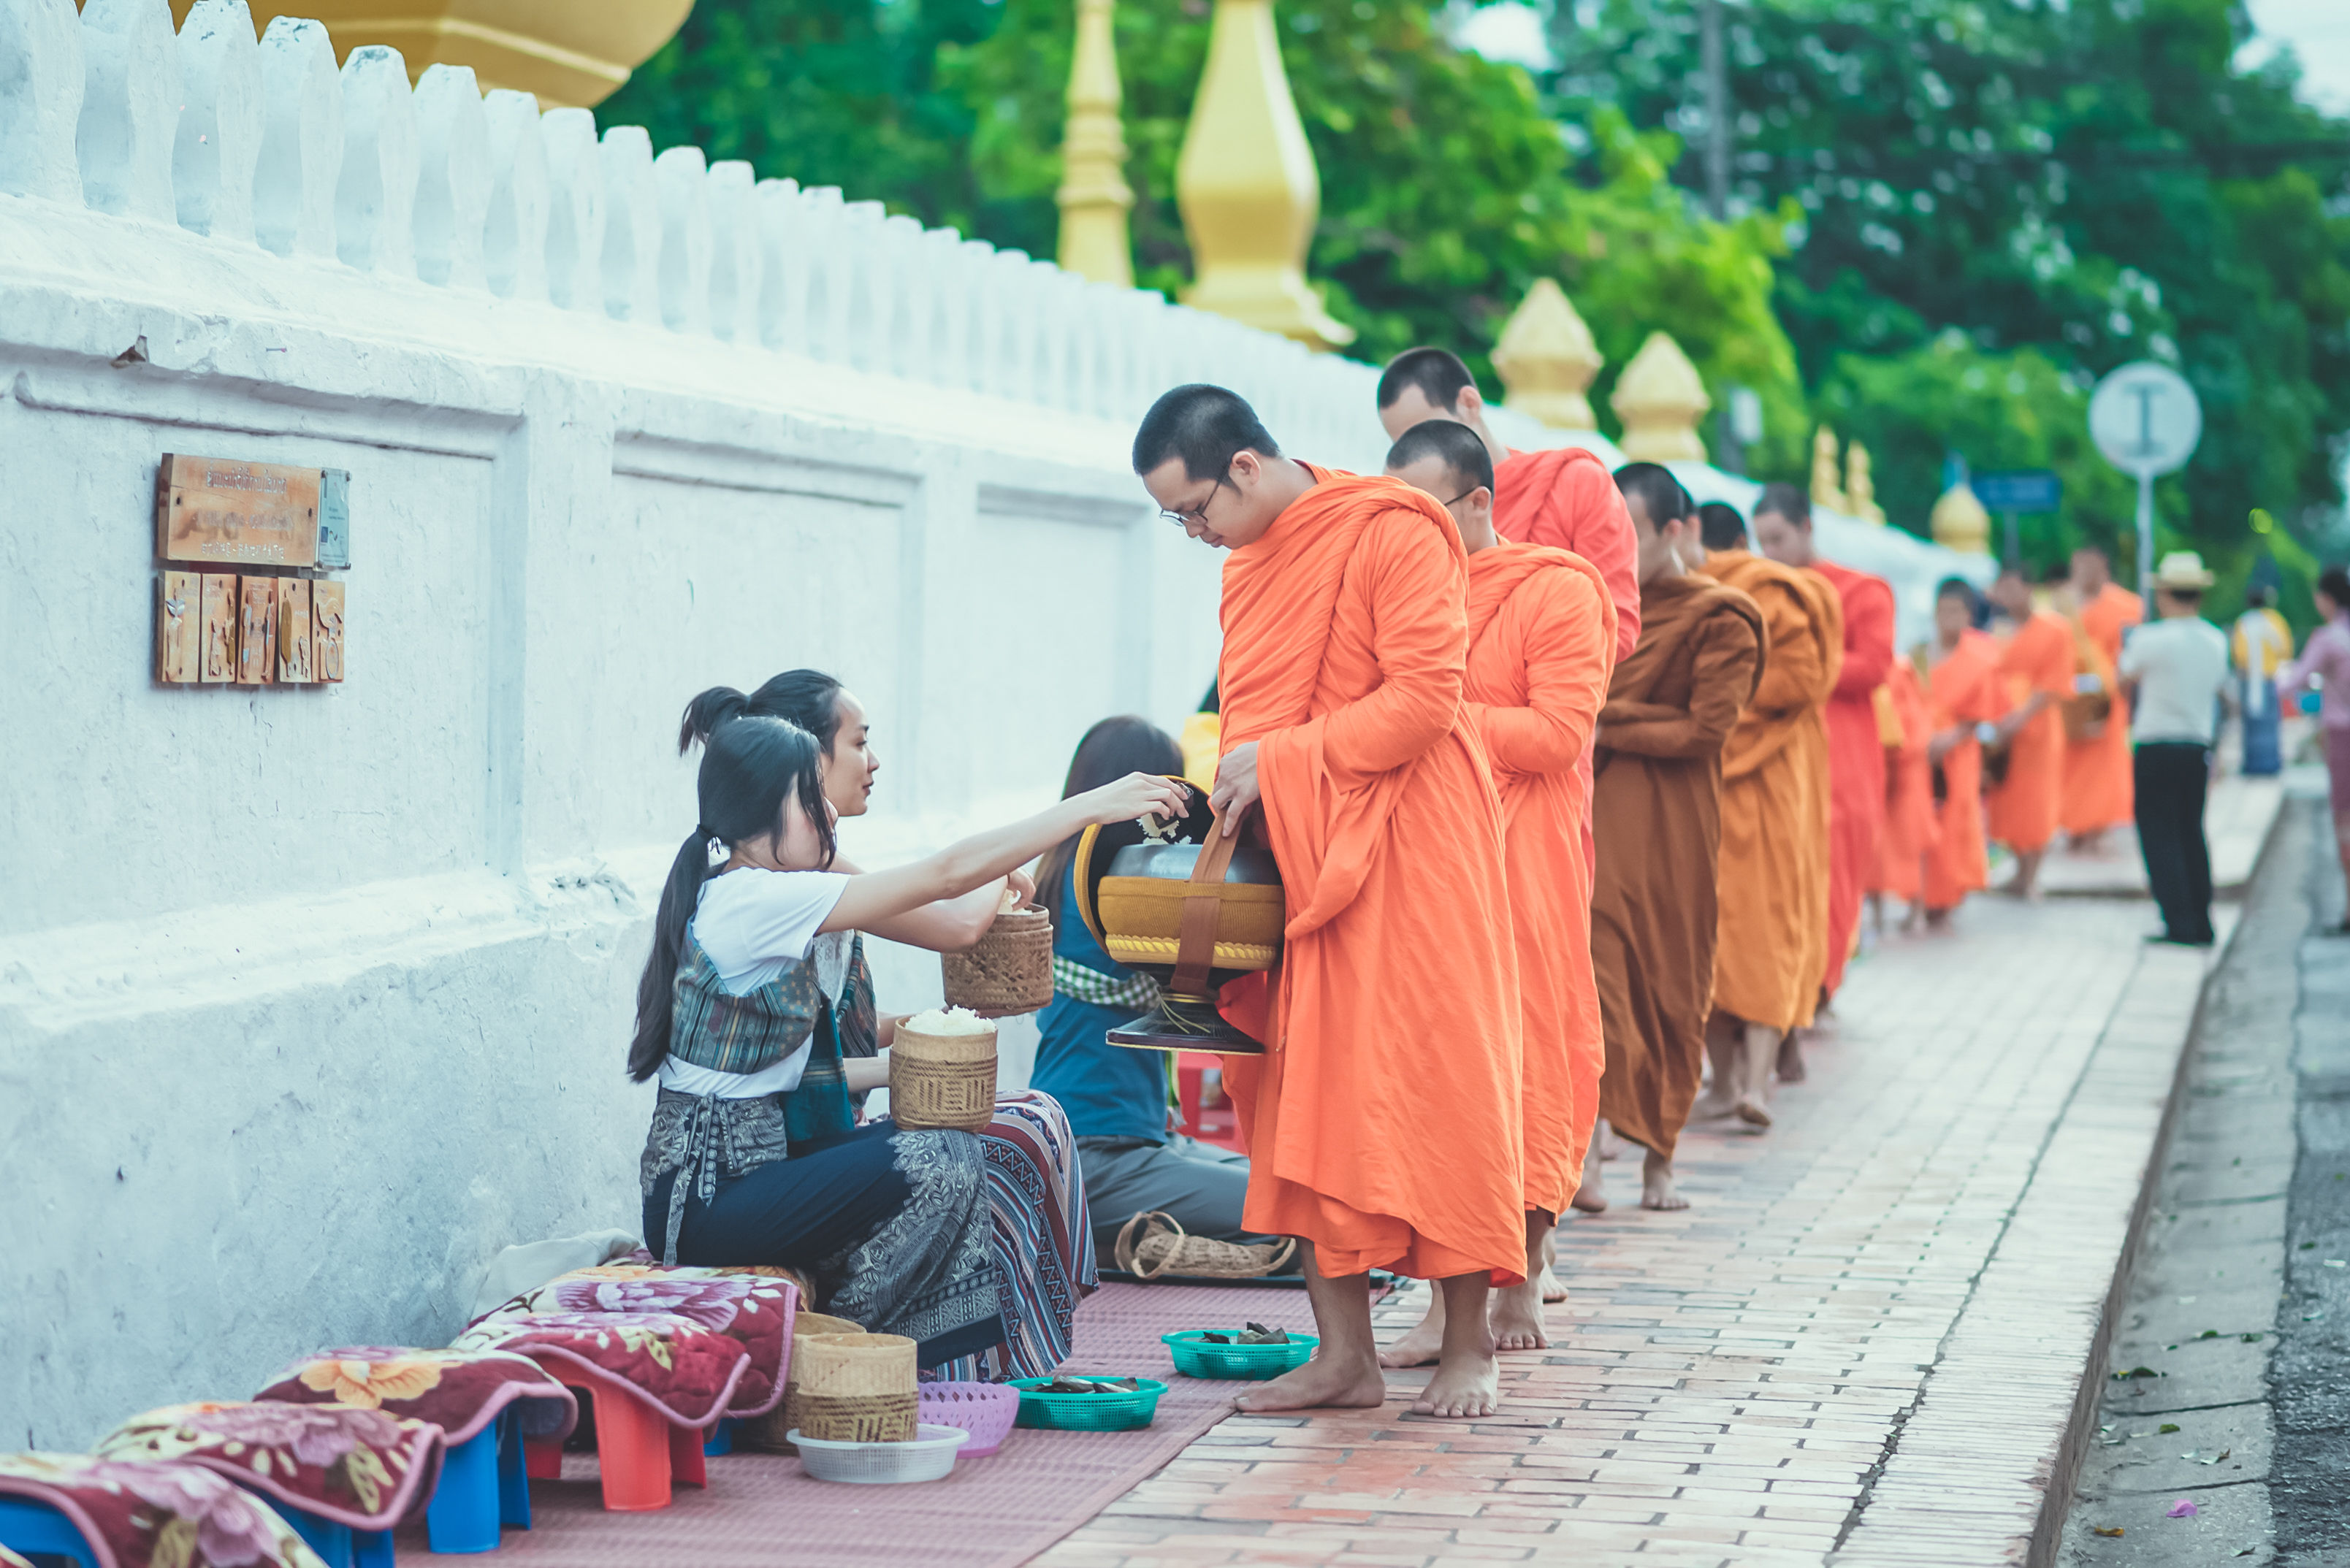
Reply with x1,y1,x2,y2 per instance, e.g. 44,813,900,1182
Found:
2117,552,2232,946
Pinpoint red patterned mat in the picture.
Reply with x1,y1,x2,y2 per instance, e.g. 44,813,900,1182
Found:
473,1281,1316,1567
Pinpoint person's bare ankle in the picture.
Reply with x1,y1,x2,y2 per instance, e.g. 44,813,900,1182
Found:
1641,1150,1688,1211
1235,1350,1386,1412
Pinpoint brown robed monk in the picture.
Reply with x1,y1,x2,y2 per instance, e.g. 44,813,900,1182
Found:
1696,500,1842,1125
1585,465,1764,1212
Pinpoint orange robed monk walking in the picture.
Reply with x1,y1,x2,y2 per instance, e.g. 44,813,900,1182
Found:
1134,385,1523,1420
1584,468,1764,1212
1923,578,2005,922
1985,569,2075,899
1869,654,1939,928
2063,546,2144,845
1694,500,1842,1122
1752,483,1895,1010
1375,419,1614,1366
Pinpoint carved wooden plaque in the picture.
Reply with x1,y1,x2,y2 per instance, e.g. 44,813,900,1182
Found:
158,454,322,568
313,580,346,682
156,571,199,683
236,576,277,684
275,578,313,683
200,574,237,683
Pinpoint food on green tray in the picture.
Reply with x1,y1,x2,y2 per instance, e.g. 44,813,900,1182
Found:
1035,1377,1144,1394
1198,1323,1290,1345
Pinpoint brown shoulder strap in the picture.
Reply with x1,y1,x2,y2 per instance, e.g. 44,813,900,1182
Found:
1169,809,1243,996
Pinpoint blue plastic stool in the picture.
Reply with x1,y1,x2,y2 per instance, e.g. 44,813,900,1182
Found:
0,1496,100,1568
701,1418,737,1458
425,1407,531,1553
280,1503,394,1568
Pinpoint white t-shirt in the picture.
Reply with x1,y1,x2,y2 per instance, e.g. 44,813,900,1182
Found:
2119,616,2230,746
658,868,852,1098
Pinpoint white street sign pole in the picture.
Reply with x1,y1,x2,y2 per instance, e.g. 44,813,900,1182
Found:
2089,362,2202,614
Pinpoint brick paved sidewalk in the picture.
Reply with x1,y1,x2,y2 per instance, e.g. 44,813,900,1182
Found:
1041,895,2224,1568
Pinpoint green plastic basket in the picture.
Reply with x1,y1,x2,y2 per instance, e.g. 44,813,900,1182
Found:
1008,1377,1167,1431
1161,1331,1317,1380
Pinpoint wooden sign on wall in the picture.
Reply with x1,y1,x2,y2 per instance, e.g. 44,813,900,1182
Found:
156,455,322,568
156,571,199,682
236,576,276,684
200,574,237,683
275,578,313,683
313,581,346,682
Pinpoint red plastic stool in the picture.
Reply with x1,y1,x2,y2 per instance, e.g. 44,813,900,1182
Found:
1175,1052,1245,1151
529,1384,706,1513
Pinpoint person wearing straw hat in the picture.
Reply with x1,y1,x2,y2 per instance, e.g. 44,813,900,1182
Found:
2118,551,2232,946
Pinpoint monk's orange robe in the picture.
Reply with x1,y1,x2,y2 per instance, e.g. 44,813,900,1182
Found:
1494,445,1641,892
1811,561,1895,998
2063,583,2144,835
1923,630,2004,911
1871,657,1938,903
1704,551,1842,1031
1218,469,1525,1282
1988,611,2074,856
1464,543,1617,1219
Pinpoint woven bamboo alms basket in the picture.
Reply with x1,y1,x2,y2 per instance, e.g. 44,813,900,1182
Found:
890,1014,997,1133
740,1311,863,1454
795,1331,918,1444
940,906,1053,1017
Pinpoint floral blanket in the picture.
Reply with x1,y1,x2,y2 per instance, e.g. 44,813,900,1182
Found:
449,1310,751,1430
0,1451,325,1568
462,1263,798,1419
94,1403,441,1534
252,1347,577,1446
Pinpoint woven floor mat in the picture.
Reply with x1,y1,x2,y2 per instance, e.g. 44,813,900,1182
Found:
473,1281,1315,1567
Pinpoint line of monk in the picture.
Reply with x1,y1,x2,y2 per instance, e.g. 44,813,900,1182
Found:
1123,364,2047,1420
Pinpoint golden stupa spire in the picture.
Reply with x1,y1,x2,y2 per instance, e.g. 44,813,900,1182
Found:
1174,0,1352,349
1810,427,1849,513
1931,481,1991,554
1055,0,1133,286
1845,440,1885,524
1611,332,1709,462
1492,279,1604,429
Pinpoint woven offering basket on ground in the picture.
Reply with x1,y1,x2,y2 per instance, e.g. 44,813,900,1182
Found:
890,1011,997,1133
941,905,1053,1017
740,1312,863,1454
796,1332,918,1443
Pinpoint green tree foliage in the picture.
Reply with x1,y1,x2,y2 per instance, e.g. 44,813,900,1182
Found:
602,0,1804,468
1549,0,2350,584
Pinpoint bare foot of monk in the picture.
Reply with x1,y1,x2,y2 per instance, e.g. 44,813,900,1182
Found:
1641,1149,1689,1210
1237,1353,1388,1412
1413,1274,1500,1419
1377,1287,1446,1369
1736,1024,1777,1129
1571,1137,1608,1213
1489,1274,1549,1351
1777,1031,1807,1084
1240,1246,1389,1411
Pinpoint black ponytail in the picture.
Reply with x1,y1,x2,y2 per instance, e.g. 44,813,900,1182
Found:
679,670,850,758
629,713,836,1082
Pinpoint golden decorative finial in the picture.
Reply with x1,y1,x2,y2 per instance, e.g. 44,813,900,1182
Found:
1492,279,1603,429
1610,332,1709,462
1056,0,1133,286
1810,427,1848,513
1930,481,1992,555
1175,0,1353,349
1845,440,1885,524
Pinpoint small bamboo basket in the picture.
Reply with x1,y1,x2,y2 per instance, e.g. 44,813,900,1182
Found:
890,1014,998,1133
940,906,1054,1017
741,1311,863,1454
794,1332,918,1444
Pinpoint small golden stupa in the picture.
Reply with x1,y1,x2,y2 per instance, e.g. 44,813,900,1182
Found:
1610,332,1709,462
1844,441,1886,524
1931,481,1993,555
1491,279,1604,430
1809,427,1848,513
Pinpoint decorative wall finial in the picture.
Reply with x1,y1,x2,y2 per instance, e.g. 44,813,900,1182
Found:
1174,0,1352,350
1844,440,1885,524
1810,427,1848,513
1055,0,1132,287
1610,331,1709,462
1931,481,1992,555
1491,279,1603,429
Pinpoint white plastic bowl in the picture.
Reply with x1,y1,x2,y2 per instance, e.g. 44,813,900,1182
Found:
787,1422,972,1484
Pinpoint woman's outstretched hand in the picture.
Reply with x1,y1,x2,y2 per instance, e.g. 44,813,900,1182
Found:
1080,772,1194,827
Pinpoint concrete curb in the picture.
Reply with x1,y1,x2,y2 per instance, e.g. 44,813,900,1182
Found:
1831,810,2285,1567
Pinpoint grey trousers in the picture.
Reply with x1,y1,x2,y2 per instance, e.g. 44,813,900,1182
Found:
1077,1135,1294,1267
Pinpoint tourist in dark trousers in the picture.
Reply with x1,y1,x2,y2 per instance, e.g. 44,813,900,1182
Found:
2118,552,2232,946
